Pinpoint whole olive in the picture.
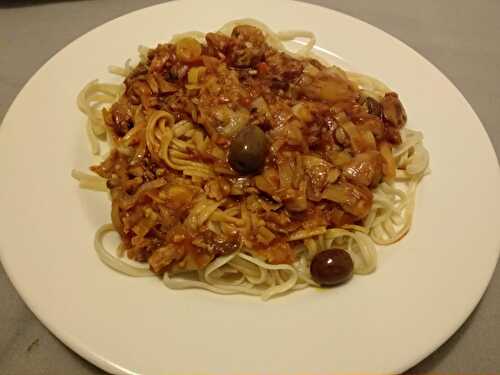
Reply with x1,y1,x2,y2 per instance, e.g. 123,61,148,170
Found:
310,248,354,287
228,125,269,174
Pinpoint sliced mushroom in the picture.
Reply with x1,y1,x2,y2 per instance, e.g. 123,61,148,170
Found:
342,151,383,187
322,182,373,219
381,92,407,128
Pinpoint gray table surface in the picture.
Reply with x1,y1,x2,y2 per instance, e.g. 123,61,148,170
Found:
1,0,499,374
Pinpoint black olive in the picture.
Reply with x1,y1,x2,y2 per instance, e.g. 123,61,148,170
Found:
310,248,354,287
228,125,269,174
365,96,382,117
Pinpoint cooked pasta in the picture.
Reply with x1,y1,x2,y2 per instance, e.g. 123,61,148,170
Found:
73,19,429,299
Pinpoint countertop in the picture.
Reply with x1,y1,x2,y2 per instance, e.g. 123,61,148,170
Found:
0,0,499,374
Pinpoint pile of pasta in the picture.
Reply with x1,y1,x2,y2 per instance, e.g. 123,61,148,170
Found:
73,19,429,299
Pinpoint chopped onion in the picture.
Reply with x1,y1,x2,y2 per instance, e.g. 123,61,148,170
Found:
380,141,396,180
303,154,332,170
303,63,320,76
289,227,326,241
341,122,376,153
325,65,348,80
322,184,350,203
218,108,250,137
251,97,270,115
292,102,313,122
187,66,207,84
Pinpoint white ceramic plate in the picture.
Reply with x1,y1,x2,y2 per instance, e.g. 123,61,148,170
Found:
1,1,499,374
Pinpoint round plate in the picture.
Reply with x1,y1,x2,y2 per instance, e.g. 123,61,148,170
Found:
1,1,499,374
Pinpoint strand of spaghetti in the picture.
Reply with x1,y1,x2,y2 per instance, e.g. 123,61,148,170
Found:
104,126,117,150
138,45,150,63
197,201,223,227
406,144,430,176
377,193,416,244
288,227,327,241
277,30,316,55
367,129,428,244
321,228,377,274
160,128,198,172
185,199,222,229
269,272,279,288
369,195,403,230
165,253,263,295
108,66,130,77
173,160,213,174
185,169,213,179
88,102,108,136
346,72,389,99
209,211,243,225
167,150,214,176
85,119,100,155
368,198,396,228
77,80,123,120
119,121,146,147
379,182,407,201
229,256,268,284
168,149,190,158
108,59,133,77
204,253,246,286
304,238,319,259
71,169,107,191
209,266,246,285
292,282,311,291
146,110,175,157
273,269,284,285
293,256,318,286
393,129,424,158
238,253,298,300
368,181,417,245
342,224,370,234
171,138,193,151
351,231,378,274
394,131,429,178
213,166,238,176
168,154,214,175
163,273,262,296
86,93,116,105
94,224,154,277
221,20,322,60
171,31,206,43
171,119,194,135
220,206,240,217
164,252,301,299
228,256,261,277
218,19,286,51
